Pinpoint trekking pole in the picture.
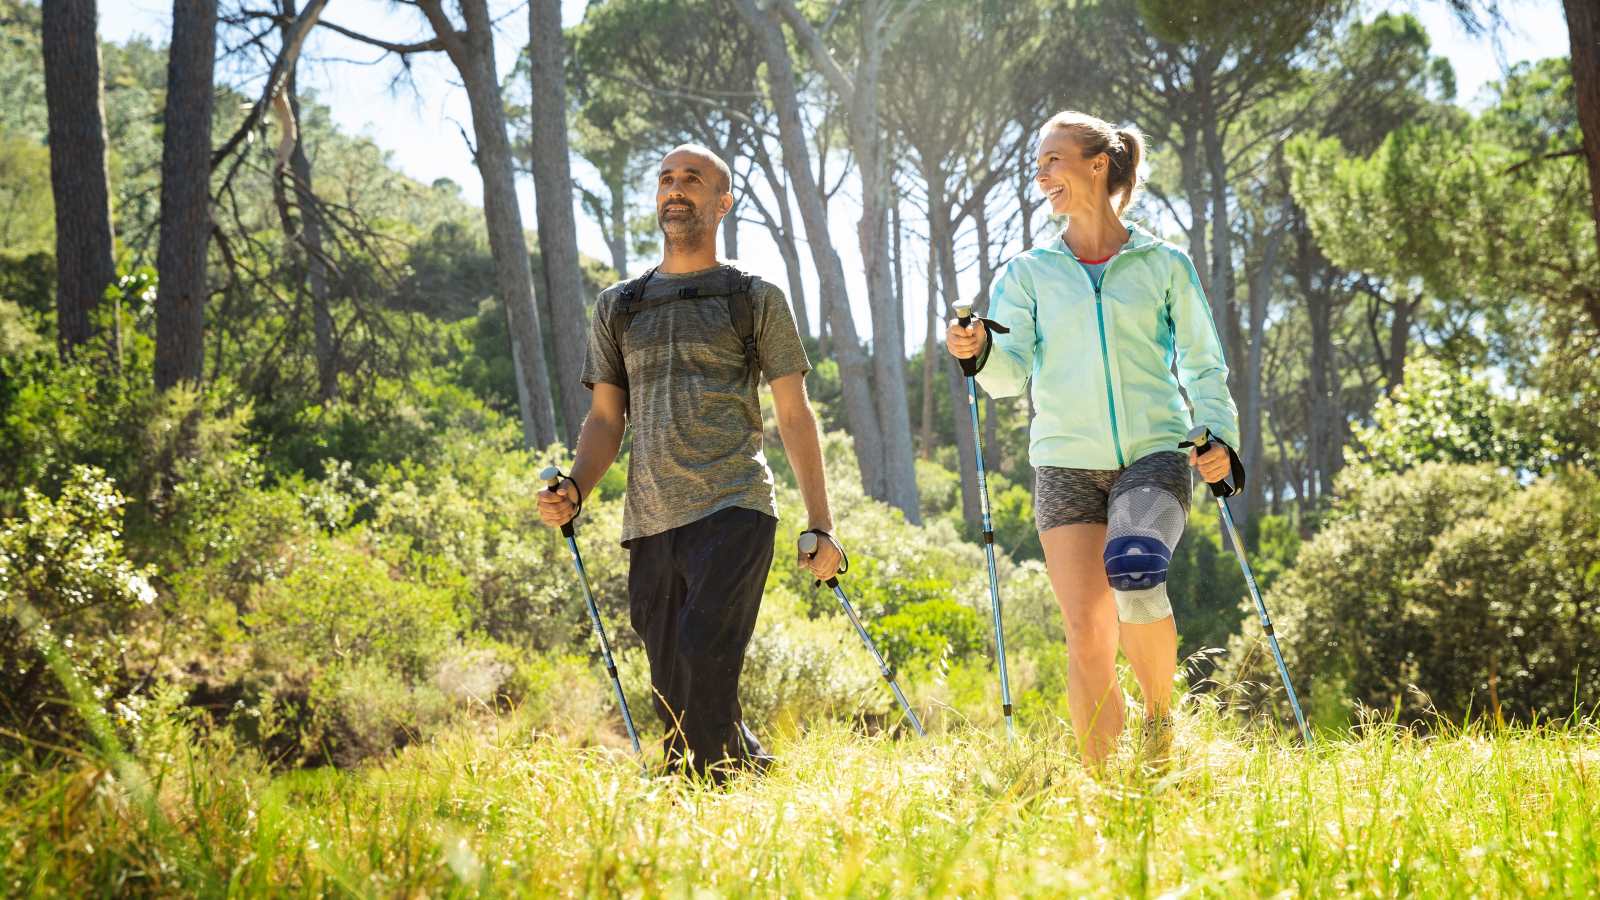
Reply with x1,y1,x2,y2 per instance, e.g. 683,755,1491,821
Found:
1177,427,1313,745
798,532,926,737
541,466,642,756
954,303,1015,740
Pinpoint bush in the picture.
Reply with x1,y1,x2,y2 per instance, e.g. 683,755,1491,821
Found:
0,467,158,739
1348,356,1583,476
237,535,470,764
1168,496,1250,662
1220,463,1600,728
367,443,628,652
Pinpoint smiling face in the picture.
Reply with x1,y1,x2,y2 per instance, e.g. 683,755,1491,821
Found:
655,147,732,249
1035,127,1108,217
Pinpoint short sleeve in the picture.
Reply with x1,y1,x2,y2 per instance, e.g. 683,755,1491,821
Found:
754,281,811,382
581,290,627,390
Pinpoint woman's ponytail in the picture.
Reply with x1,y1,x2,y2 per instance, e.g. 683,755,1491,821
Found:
1039,112,1146,216
1109,126,1145,215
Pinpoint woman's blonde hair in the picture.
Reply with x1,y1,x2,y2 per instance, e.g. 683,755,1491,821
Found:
1039,111,1145,215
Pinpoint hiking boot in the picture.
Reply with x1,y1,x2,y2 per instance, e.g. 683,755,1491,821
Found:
1138,713,1175,771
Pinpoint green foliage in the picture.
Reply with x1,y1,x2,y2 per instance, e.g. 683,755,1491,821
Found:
1167,496,1249,661
367,441,612,653
395,220,497,321
0,132,52,252
1349,355,1586,476
1223,463,1600,727
0,466,157,738
983,470,1042,562
245,536,462,683
240,534,472,765
726,588,889,729
1291,58,1598,428
0,249,52,316
873,596,986,667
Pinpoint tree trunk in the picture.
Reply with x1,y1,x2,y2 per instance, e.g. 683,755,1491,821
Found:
775,200,807,338
849,23,920,522
528,0,590,446
920,238,938,460
153,0,216,390
286,72,336,401
421,0,556,449
1016,138,1035,250
1565,0,1600,268
1298,221,1339,502
43,0,118,360
1386,289,1413,393
927,170,981,529
752,146,808,337
1199,94,1243,399
1241,222,1285,528
975,204,1001,473
605,173,628,275
734,0,886,501
1177,136,1212,299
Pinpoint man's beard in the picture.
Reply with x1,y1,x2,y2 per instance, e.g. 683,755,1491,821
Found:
659,202,715,253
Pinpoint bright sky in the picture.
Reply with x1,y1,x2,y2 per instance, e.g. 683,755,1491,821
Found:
98,0,1572,353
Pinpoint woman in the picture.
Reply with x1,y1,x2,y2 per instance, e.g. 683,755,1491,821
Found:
947,111,1242,767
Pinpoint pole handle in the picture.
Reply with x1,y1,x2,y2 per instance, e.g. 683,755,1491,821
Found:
541,465,581,535
1178,425,1237,498
953,304,979,377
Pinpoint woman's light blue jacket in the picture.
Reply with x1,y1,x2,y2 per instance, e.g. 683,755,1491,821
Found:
976,221,1241,470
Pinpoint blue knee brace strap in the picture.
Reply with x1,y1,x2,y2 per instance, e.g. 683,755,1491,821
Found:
1104,534,1172,592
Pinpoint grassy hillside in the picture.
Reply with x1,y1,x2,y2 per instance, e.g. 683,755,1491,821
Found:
4,699,1596,896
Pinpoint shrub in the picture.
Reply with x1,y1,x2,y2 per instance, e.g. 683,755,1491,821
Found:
236,535,469,764
1220,463,1600,727
0,467,158,739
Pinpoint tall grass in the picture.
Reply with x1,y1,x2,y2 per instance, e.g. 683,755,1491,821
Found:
3,699,1597,897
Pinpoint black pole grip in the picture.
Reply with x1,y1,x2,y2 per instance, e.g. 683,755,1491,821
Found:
542,465,582,533
955,304,979,377
1179,425,1240,498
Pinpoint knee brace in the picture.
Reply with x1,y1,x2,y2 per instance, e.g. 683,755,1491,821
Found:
1104,485,1187,624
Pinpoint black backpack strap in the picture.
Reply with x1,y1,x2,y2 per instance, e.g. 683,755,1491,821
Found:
726,271,760,375
611,266,658,337
612,264,760,376
608,266,657,392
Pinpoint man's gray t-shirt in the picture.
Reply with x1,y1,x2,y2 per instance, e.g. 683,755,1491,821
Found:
581,264,811,545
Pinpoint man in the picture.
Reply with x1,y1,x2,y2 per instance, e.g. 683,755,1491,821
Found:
538,143,844,780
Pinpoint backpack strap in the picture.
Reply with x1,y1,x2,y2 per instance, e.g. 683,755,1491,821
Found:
726,271,760,375
607,266,656,393
611,264,762,377
610,265,658,342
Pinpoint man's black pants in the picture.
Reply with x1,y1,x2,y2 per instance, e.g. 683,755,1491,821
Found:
627,505,776,777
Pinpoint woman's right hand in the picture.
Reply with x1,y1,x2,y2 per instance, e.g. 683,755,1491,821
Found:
945,317,987,360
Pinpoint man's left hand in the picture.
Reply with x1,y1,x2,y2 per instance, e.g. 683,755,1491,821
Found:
798,531,844,580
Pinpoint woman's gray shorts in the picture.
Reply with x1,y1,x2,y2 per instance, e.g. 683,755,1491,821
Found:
1033,451,1193,533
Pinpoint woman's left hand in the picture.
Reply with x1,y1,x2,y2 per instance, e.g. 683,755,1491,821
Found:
1188,444,1232,484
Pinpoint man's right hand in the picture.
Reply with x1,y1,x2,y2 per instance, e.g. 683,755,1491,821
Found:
538,480,580,528
945,317,987,360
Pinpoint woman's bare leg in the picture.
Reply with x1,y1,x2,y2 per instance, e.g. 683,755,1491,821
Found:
1119,616,1177,720
1040,523,1122,766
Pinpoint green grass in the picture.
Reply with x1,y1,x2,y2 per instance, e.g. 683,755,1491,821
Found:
3,702,1598,897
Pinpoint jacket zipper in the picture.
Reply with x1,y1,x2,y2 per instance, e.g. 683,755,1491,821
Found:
1077,255,1127,468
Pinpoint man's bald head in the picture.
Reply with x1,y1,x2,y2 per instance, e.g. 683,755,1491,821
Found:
660,144,732,194
656,143,734,255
